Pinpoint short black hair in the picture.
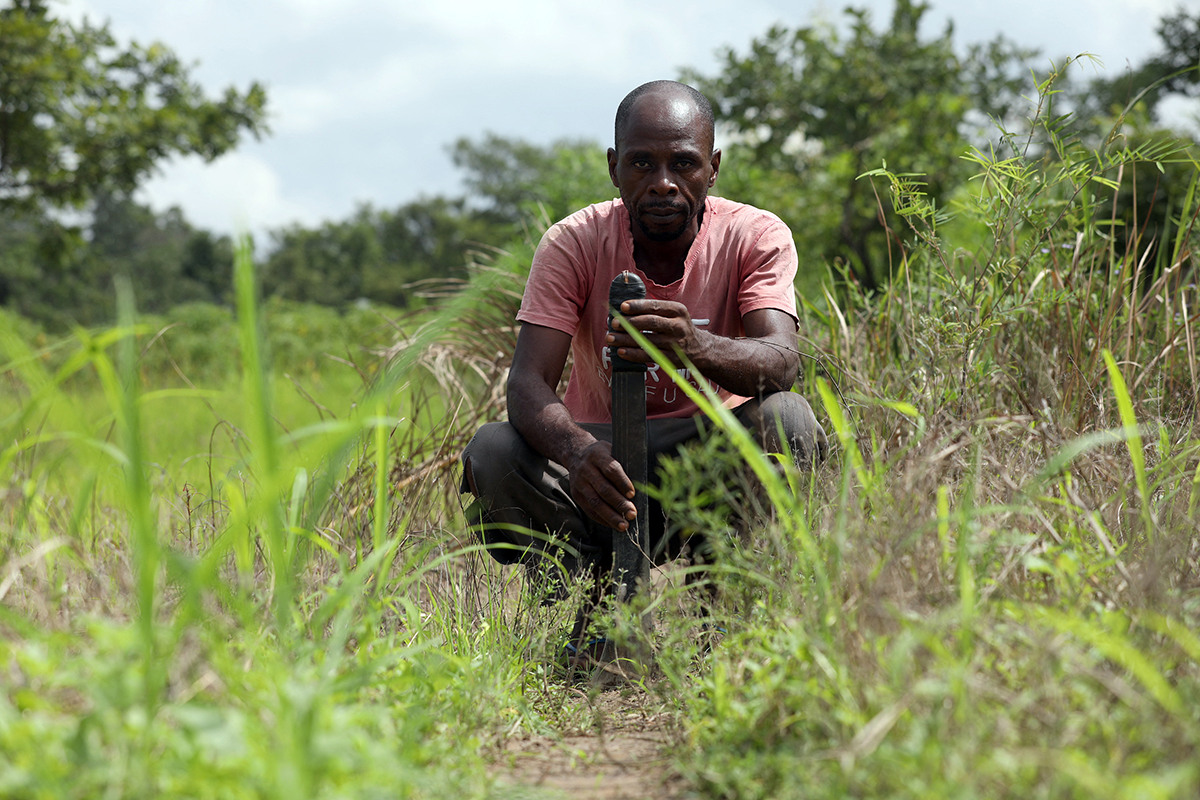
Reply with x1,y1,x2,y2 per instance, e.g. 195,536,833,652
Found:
614,80,715,153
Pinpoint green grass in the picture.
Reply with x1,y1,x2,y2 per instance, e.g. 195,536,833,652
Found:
662,62,1200,799
2,369,360,496
2,64,1200,799
0,233,600,799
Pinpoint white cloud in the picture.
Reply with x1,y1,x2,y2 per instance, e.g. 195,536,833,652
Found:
272,53,431,136
136,151,315,236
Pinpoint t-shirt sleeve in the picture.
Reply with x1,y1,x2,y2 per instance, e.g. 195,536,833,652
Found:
516,221,590,335
737,216,799,322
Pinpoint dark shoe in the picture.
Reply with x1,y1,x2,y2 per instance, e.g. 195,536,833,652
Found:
559,637,644,688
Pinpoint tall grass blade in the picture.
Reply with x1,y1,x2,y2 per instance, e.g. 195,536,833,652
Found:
1102,349,1154,542
233,236,293,629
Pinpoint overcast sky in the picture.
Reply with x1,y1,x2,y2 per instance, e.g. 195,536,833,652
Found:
61,0,1198,239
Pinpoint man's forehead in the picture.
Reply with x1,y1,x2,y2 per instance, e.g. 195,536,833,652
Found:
628,92,700,127
620,92,710,148
621,139,707,158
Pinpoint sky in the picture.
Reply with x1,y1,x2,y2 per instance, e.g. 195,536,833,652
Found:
60,0,1199,240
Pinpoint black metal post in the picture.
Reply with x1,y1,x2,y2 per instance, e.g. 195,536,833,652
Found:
608,271,650,603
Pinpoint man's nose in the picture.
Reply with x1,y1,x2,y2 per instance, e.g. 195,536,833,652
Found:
649,166,678,195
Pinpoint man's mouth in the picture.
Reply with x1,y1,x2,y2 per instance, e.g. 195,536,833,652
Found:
644,205,684,220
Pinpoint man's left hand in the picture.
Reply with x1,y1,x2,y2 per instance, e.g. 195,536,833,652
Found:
606,299,702,367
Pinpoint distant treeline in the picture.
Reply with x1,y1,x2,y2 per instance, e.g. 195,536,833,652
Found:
2,0,1197,331
0,134,615,329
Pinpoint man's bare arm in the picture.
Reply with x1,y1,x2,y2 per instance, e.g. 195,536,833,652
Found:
606,303,800,396
507,323,637,531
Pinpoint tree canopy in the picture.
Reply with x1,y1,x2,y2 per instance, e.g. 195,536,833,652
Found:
684,1,1199,292
686,0,1036,290
0,0,267,213
450,133,615,228
262,137,615,308
1065,7,1200,127
0,190,235,324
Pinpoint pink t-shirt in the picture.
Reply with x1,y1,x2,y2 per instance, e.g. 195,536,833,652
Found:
517,196,798,423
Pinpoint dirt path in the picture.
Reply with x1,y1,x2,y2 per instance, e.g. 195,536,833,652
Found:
492,688,693,800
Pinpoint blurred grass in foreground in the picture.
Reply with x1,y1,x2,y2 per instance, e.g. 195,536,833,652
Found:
0,241,565,799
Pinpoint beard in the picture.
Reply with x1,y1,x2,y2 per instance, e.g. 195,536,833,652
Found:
633,202,696,242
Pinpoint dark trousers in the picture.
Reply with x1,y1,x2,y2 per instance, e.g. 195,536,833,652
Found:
460,391,827,587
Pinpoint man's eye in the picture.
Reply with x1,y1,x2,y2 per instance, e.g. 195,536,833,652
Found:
675,160,693,169
632,160,650,169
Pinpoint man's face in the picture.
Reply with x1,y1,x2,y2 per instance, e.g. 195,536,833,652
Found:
607,94,720,244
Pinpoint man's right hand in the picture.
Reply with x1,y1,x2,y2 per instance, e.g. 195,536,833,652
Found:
566,440,638,531
508,322,639,531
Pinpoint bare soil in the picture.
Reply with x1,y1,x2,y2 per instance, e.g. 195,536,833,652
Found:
492,686,693,800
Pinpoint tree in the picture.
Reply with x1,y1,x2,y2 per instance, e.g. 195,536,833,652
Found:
685,0,1034,291
451,134,615,229
263,209,379,307
1066,6,1199,128
0,0,267,213
369,196,501,302
1041,8,1200,275
262,137,617,309
1153,7,1200,100
0,191,235,325
262,198,505,309
0,206,107,323
89,191,233,311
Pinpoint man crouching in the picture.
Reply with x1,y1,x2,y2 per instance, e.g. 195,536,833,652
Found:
460,80,827,672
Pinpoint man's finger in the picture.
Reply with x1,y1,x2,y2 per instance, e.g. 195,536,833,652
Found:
575,483,634,530
620,298,686,317
599,459,636,498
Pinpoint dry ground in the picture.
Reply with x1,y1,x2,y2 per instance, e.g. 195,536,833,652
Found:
493,687,692,800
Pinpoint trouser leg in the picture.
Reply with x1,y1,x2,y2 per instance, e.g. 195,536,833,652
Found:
459,390,828,584
460,421,610,596
733,391,829,466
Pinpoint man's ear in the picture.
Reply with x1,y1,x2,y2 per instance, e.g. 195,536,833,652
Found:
708,149,721,188
607,147,619,189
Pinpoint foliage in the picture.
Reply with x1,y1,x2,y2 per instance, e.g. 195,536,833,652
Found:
0,243,556,799
262,198,499,308
1087,120,1200,274
1,295,411,393
0,0,266,213
261,137,613,310
0,0,264,323
687,0,1036,291
1043,8,1200,278
656,54,1200,800
0,192,235,325
688,0,1199,296
450,133,615,230
1064,6,1200,128
0,131,599,324
0,203,102,319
